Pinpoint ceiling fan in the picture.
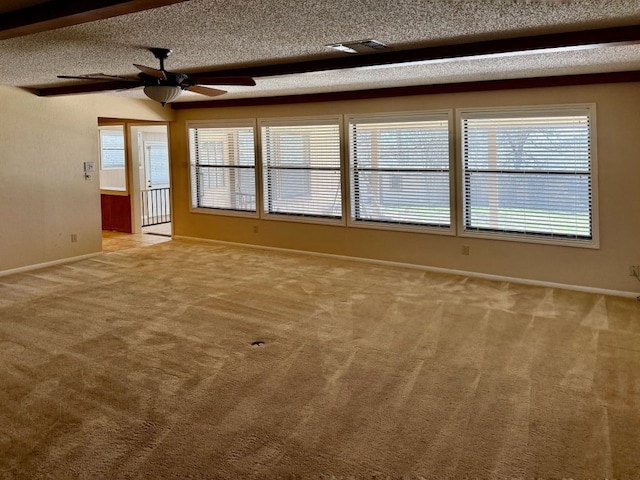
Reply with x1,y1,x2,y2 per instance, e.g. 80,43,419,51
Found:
57,48,256,105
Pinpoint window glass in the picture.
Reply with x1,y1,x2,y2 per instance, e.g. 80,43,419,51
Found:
261,120,342,220
189,125,256,212
349,115,451,229
99,125,127,191
460,108,595,243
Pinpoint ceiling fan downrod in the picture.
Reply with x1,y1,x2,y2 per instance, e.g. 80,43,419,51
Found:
149,47,172,71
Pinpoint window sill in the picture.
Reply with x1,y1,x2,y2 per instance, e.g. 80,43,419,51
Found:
459,229,599,249
262,212,345,227
190,207,259,219
347,219,454,236
100,189,128,196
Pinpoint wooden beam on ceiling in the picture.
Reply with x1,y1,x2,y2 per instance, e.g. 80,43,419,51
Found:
171,71,640,110
0,0,191,40
186,24,640,80
32,80,139,96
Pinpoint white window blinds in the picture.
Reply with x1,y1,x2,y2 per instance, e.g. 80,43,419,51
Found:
261,120,342,220
189,124,256,212
461,107,594,241
99,128,125,169
99,125,127,192
349,114,451,228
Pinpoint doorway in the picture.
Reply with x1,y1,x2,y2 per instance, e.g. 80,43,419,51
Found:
98,120,171,240
130,124,171,236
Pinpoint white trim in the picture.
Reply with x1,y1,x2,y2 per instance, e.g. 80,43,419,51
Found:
455,103,599,249
99,189,128,196
258,115,343,128
186,119,256,129
174,235,639,299
99,126,127,170
189,206,259,219
259,115,344,223
187,120,259,215
345,109,456,233
458,229,599,249
340,113,351,225
458,103,597,119
346,109,453,124
588,103,600,248
0,253,102,278
347,219,455,235
261,212,345,226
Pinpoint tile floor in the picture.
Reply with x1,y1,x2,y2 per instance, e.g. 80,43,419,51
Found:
142,223,172,236
102,229,171,252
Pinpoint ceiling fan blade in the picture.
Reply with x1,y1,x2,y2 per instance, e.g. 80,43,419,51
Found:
134,64,167,80
186,85,227,97
191,76,256,86
58,74,134,82
39,79,145,96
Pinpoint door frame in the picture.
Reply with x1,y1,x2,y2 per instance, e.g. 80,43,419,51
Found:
98,118,172,235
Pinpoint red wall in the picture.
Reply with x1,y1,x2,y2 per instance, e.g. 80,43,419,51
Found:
101,194,132,233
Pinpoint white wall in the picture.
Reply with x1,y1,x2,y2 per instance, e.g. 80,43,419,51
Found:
0,86,172,273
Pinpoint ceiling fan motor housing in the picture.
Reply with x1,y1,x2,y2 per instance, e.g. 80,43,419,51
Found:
141,71,188,88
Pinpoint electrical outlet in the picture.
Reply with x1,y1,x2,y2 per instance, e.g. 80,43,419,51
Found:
71,233,78,243
253,225,259,234
630,265,640,277
461,245,470,256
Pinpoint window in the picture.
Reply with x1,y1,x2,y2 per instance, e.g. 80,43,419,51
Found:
261,118,342,221
99,125,127,191
189,123,256,213
100,127,125,169
185,106,597,248
460,106,596,244
348,113,452,229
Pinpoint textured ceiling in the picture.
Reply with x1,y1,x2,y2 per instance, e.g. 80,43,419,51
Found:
1,0,640,103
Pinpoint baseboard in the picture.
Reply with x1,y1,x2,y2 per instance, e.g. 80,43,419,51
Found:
174,235,640,299
0,252,103,278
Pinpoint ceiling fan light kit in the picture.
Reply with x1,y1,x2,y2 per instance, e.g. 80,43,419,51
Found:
143,85,182,105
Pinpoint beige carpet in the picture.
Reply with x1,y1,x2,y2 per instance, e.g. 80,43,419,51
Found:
1,239,639,479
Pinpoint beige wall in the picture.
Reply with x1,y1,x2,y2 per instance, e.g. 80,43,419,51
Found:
170,82,640,293
0,86,172,272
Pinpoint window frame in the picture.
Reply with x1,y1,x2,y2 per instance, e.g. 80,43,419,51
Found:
187,119,259,218
258,116,345,226
456,104,599,248
99,126,127,170
345,110,456,235
98,124,129,194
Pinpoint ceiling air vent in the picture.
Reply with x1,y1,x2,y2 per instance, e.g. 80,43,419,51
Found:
326,39,388,54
